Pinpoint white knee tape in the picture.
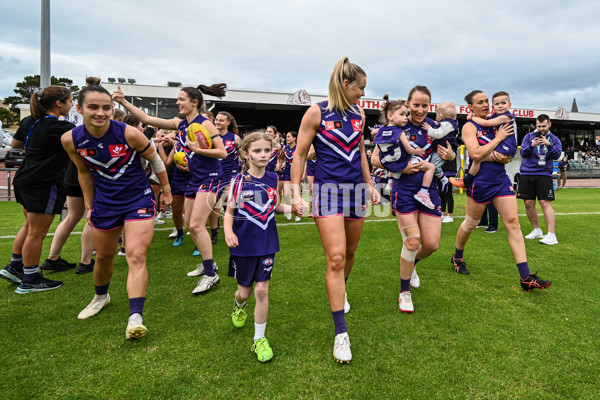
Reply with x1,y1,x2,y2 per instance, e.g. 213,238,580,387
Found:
462,215,479,233
400,224,418,242
401,245,417,262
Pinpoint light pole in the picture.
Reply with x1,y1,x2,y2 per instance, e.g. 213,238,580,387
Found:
40,0,51,88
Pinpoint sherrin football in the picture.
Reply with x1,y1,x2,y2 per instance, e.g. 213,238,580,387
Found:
186,123,212,149
173,151,188,168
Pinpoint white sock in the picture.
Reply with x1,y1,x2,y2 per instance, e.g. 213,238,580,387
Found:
93,294,108,302
235,299,246,308
129,313,143,324
254,322,266,341
534,228,543,234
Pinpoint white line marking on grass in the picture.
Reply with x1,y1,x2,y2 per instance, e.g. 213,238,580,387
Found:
1,211,599,239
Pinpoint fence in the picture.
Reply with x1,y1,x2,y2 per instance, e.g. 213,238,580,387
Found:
0,168,18,201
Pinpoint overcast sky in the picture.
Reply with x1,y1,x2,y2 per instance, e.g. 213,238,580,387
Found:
1,0,599,112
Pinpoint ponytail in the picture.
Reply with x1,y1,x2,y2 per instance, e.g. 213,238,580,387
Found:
30,85,72,119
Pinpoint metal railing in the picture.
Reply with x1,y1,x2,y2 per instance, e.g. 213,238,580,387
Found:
0,168,18,201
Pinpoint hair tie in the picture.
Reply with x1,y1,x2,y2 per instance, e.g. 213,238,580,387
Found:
36,89,43,100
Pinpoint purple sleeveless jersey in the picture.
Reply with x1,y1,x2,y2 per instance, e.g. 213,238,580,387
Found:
178,115,222,188
281,144,296,181
391,117,437,192
313,101,363,185
373,125,412,173
229,171,280,256
72,120,152,209
266,145,279,172
220,131,240,181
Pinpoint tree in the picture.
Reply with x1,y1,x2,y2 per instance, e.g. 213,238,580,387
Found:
0,108,18,126
3,75,80,112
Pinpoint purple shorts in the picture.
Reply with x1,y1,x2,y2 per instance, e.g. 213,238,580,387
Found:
185,178,221,199
91,197,156,231
466,174,515,204
306,161,316,177
171,168,190,197
391,188,442,217
494,135,518,158
312,183,367,220
228,254,275,287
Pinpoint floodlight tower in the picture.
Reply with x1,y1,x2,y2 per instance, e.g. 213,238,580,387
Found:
40,0,51,88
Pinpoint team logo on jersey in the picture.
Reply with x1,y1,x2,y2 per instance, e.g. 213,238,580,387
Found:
325,121,343,130
242,190,254,202
109,144,127,158
225,140,234,147
78,148,98,157
351,119,362,132
410,134,417,141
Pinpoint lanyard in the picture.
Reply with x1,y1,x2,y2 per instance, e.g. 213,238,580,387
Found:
24,115,57,149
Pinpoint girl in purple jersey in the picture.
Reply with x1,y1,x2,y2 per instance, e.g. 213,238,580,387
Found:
372,85,455,313
291,57,379,364
224,131,291,363
451,90,551,291
265,125,282,173
62,86,172,339
209,111,241,244
281,131,300,221
112,84,227,295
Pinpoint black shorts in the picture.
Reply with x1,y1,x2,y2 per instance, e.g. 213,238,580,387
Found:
15,184,66,214
64,183,83,197
516,175,555,201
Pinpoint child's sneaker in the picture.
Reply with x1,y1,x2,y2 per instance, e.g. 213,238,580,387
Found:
231,302,247,328
414,191,435,209
252,337,273,362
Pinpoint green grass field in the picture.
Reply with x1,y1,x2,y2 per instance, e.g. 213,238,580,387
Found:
0,189,599,399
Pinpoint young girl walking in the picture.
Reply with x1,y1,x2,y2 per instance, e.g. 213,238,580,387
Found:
224,131,295,362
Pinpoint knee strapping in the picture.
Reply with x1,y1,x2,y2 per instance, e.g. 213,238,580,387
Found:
401,245,417,262
461,215,479,233
400,224,420,242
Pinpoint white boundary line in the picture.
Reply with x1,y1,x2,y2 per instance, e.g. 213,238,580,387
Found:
1,211,599,240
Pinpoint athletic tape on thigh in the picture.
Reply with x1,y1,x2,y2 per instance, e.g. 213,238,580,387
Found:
400,224,420,242
461,214,479,233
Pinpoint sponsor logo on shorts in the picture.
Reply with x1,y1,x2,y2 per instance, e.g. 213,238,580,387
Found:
109,144,127,158
263,258,274,272
138,208,152,214
351,119,362,132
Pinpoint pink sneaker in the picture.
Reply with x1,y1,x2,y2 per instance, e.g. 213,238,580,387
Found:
414,191,435,209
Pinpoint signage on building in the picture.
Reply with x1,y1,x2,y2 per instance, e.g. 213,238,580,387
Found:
287,89,311,105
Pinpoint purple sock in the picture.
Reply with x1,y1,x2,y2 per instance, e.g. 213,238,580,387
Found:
129,297,146,316
332,309,347,335
10,253,23,268
400,278,410,293
95,283,110,296
203,259,215,276
454,248,464,259
211,228,218,236
517,262,531,280
23,266,40,283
